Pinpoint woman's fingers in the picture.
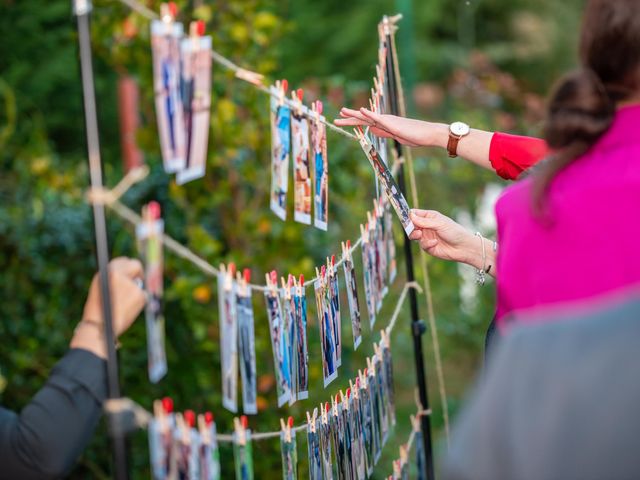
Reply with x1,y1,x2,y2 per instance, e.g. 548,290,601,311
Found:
334,117,371,127
339,107,370,123
409,230,423,241
420,238,439,252
110,257,144,280
410,210,442,229
359,108,387,127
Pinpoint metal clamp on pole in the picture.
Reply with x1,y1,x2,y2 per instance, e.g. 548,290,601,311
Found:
412,319,427,337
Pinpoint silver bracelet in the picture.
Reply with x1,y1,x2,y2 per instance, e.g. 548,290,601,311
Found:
475,232,487,286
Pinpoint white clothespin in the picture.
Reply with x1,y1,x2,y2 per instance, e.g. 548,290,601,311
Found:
234,416,248,446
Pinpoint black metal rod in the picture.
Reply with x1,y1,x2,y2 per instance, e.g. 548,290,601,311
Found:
384,29,436,480
74,1,129,478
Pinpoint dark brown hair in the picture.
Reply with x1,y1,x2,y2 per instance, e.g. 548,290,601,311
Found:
533,0,640,211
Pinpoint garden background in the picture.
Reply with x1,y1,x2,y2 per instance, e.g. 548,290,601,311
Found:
0,0,583,477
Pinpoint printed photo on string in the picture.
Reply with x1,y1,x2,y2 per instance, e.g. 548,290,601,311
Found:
375,354,390,446
376,205,389,301
369,366,382,465
327,263,342,368
265,287,292,407
342,244,362,349
341,397,355,479
149,416,170,479
319,412,334,480
357,133,415,235
314,276,338,387
280,430,298,480
282,282,297,406
233,430,254,480
307,418,322,480
270,96,291,220
177,30,212,185
350,389,366,480
310,110,329,231
382,337,396,426
385,205,398,284
218,268,238,413
175,417,199,480
331,403,345,480
293,283,309,400
359,376,374,477
136,203,167,384
361,230,377,329
198,414,220,480
150,20,186,173
372,218,385,313
292,109,312,225
237,284,257,415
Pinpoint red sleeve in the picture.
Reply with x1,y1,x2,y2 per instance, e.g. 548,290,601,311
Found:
489,132,549,180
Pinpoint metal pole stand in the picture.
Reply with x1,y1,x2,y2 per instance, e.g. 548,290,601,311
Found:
73,1,130,478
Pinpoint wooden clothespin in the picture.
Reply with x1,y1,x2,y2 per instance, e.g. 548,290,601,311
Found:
360,224,368,245
160,2,177,23
265,270,278,296
275,79,288,107
306,409,317,433
399,444,408,466
291,88,304,117
373,342,382,362
188,20,206,52
321,402,329,425
380,329,390,350
198,411,214,445
313,100,324,126
410,414,420,433
234,415,248,446
366,356,375,377
281,277,290,300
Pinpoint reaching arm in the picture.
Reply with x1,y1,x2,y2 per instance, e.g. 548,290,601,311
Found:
0,257,145,479
408,209,497,279
335,108,548,180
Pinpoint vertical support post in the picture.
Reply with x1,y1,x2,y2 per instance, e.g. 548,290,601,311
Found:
384,21,436,480
73,1,129,478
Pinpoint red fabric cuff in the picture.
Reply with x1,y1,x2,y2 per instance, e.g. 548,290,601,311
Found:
489,132,549,180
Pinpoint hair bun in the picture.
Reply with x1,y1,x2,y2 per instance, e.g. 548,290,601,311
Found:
544,69,615,150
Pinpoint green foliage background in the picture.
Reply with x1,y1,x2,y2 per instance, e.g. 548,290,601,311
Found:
0,0,582,477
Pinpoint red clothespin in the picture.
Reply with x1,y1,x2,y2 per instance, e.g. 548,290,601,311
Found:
184,409,196,429
161,396,174,414
298,274,304,296
291,88,304,116
160,2,177,23
148,201,161,220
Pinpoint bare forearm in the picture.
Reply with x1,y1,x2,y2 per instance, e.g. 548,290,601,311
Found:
421,122,494,171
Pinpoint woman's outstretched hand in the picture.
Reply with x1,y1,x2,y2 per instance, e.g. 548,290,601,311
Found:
408,209,478,264
334,107,448,148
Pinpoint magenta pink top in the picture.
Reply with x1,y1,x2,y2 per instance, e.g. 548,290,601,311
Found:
496,105,640,325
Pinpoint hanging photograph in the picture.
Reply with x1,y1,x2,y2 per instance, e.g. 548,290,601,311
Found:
311,103,329,231
148,417,170,480
198,414,221,480
293,281,309,400
356,132,414,236
237,280,257,415
376,206,389,301
233,429,254,480
270,94,291,220
218,267,238,413
177,26,212,185
361,230,376,329
265,280,292,407
341,398,355,480
342,242,362,349
136,202,168,384
375,355,390,447
350,391,366,480
150,19,186,173
368,367,382,465
385,205,398,284
280,428,298,480
308,419,322,480
327,261,342,368
330,403,346,480
382,337,396,427
292,105,312,225
314,275,337,387
281,279,297,405
359,377,374,477
319,414,334,480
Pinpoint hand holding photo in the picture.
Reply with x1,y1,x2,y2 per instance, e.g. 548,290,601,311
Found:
355,127,415,236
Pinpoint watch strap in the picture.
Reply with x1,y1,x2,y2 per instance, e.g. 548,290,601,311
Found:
447,134,461,158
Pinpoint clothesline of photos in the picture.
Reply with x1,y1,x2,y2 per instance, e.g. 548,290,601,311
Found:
145,281,425,480
123,0,410,234
112,179,408,403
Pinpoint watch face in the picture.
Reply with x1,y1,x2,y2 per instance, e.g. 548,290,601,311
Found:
450,122,470,136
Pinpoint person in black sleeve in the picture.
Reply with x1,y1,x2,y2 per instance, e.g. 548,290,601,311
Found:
0,257,146,480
